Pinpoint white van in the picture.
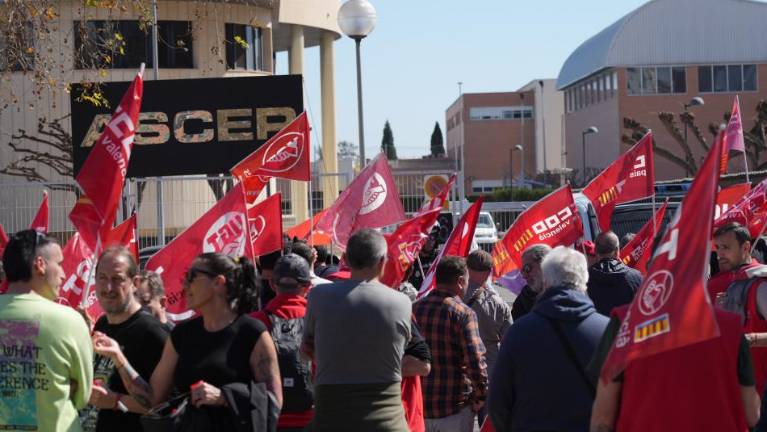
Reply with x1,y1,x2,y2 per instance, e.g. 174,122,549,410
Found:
474,211,499,251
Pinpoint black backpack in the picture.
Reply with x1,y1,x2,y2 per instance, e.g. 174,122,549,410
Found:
267,314,314,412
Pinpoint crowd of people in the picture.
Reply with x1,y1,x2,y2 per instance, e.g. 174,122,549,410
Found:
4,219,767,431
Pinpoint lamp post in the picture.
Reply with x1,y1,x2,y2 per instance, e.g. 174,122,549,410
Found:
682,96,705,177
338,0,377,170
514,144,524,186
581,126,599,185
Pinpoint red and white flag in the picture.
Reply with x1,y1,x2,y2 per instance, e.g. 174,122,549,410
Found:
582,132,655,232
417,174,456,215
418,197,484,296
381,209,441,289
725,96,745,153
715,178,767,238
286,209,332,246
30,191,49,233
56,233,102,321
492,185,583,278
103,214,139,260
72,69,143,247
715,183,751,221
620,202,668,275
315,153,406,249
145,183,252,321
245,192,283,256
231,112,310,202
601,125,723,381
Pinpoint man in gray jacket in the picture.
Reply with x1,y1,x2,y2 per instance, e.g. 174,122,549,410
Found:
464,250,513,427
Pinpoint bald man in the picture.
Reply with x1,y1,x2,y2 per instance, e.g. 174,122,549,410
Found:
586,231,643,316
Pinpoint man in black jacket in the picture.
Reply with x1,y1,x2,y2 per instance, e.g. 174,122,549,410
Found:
586,231,643,316
511,244,551,321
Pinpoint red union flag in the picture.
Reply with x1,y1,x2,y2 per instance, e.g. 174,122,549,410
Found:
418,174,456,215
74,69,143,229
69,194,108,251
231,112,310,202
315,153,406,249
582,132,655,232
56,233,102,320
601,127,723,381
30,191,49,233
418,197,484,296
0,224,8,260
103,214,139,259
245,192,283,256
620,202,668,275
145,183,253,321
286,209,332,246
715,183,751,220
492,185,583,278
381,209,441,289
715,178,767,238
725,96,745,153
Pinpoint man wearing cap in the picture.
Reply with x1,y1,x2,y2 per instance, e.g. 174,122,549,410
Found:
251,254,314,432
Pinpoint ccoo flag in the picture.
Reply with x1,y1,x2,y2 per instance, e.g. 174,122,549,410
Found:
620,201,668,275
601,123,723,381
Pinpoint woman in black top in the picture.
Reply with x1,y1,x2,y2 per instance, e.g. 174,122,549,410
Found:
93,253,283,425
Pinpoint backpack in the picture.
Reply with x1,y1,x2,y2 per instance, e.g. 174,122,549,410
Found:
267,314,314,412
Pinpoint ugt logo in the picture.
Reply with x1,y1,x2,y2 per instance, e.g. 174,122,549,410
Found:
360,173,388,215
204,212,247,256
253,132,305,179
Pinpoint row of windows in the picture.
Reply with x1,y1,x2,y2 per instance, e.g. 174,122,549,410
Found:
627,66,687,95
72,20,264,71
469,106,533,121
698,64,757,93
565,71,618,113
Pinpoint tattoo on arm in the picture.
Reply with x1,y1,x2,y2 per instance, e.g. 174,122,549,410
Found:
116,362,154,410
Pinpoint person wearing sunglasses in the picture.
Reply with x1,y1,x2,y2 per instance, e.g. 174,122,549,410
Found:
93,252,283,431
511,244,552,321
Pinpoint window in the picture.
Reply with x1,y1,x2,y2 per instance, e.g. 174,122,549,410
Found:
642,68,657,94
627,66,686,95
612,72,618,97
699,64,757,93
672,67,686,93
627,68,641,95
469,106,533,121
657,67,672,93
74,20,193,69
225,23,263,71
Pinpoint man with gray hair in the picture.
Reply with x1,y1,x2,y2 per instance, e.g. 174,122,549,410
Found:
587,231,643,316
488,246,608,432
512,244,552,320
302,229,412,431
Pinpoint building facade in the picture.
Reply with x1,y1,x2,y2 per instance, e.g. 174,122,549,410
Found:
557,0,767,182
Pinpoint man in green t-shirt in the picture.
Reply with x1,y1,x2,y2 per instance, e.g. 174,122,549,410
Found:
0,230,94,432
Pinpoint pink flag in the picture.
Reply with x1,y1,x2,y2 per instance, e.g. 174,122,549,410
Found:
724,96,745,153
315,153,406,249
30,191,49,233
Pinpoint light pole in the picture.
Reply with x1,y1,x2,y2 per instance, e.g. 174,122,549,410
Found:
582,126,599,185
514,144,524,186
682,96,705,177
338,0,377,170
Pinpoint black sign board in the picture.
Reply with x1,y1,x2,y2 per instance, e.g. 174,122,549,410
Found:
70,75,303,178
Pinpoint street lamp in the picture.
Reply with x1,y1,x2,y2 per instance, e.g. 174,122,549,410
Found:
514,144,524,185
338,0,377,170
682,96,705,177
582,126,599,185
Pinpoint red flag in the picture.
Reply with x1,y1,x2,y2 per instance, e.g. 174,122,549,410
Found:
582,132,655,232
418,197,484,296
715,183,751,220
715,178,767,238
30,191,49,233
480,418,496,432
145,183,252,321
380,209,441,289
286,209,331,246
231,112,310,203
418,174,456,214
315,153,406,249
725,96,745,153
69,194,107,251
103,214,139,260
246,192,283,256
492,185,583,278
601,124,723,381
74,70,143,235
620,202,668,275
56,233,103,321
0,224,8,259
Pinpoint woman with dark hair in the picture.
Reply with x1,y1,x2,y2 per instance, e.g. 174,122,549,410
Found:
92,253,282,430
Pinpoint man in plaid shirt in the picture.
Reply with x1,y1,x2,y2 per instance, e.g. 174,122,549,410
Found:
414,256,488,432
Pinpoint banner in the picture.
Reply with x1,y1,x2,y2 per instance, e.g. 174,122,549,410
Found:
145,183,252,321
30,191,49,233
381,209,441,289
492,185,583,278
582,132,655,232
71,75,303,178
715,183,751,220
620,202,668,275
601,123,723,381
246,193,283,256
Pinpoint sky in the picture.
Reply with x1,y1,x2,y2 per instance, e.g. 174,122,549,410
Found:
276,0,649,160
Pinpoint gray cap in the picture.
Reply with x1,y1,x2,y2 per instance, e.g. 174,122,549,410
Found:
273,253,312,285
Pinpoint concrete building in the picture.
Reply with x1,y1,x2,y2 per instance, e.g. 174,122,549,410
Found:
445,79,564,197
0,0,342,238
557,0,767,182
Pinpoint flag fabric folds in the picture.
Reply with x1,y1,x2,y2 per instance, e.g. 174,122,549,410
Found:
381,209,441,289
620,202,668,275
245,192,283,256
30,191,49,233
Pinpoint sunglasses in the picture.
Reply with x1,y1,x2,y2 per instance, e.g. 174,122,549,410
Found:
183,267,218,285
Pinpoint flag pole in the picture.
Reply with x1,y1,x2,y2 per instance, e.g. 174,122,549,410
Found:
752,223,767,254
308,179,315,247
744,151,751,184
80,236,102,309
651,193,657,234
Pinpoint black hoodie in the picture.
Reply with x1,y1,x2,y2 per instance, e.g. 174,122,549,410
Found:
587,258,643,316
